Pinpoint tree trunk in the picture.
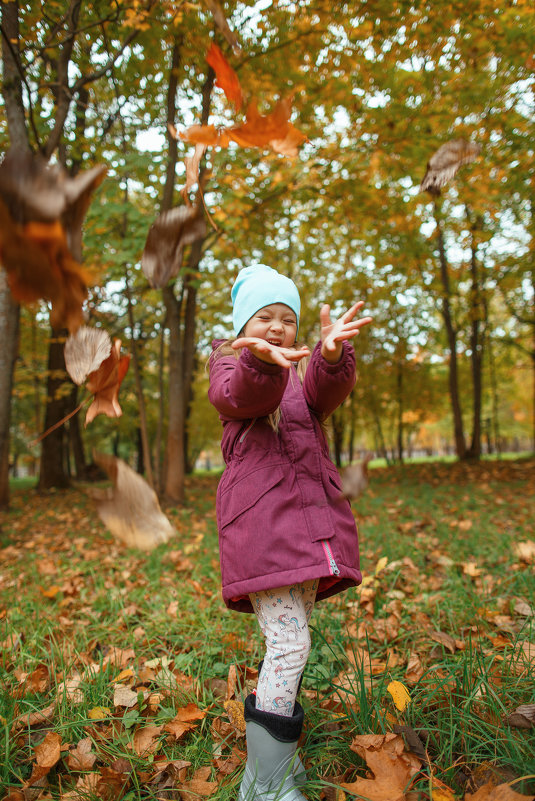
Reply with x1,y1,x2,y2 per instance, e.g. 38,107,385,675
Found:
434,201,466,459
125,277,154,487
163,285,185,503
68,384,87,479
38,330,71,489
395,357,404,463
0,272,20,508
465,211,484,460
1,0,26,508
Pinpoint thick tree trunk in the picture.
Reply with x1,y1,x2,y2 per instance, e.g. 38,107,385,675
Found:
434,202,466,459
1,0,26,508
0,272,20,508
38,330,71,489
395,357,404,463
68,384,87,479
126,278,154,487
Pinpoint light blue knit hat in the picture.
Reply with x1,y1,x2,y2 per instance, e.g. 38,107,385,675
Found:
231,264,301,336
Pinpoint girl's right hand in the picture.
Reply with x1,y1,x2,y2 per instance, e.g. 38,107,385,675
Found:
232,337,310,369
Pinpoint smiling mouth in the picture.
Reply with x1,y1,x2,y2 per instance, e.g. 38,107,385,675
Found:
267,339,282,346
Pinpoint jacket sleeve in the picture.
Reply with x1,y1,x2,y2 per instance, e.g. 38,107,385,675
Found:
208,349,289,421
302,341,356,421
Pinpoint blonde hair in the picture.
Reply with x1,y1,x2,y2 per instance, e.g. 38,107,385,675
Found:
210,339,310,432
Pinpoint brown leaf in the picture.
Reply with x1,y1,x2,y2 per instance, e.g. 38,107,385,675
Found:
34,731,62,768
16,663,50,695
90,453,174,550
0,151,105,332
506,703,535,729
179,124,226,147
340,455,372,501
141,205,206,289
465,781,535,800
200,1,241,53
133,724,162,756
85,339,130,425
163,719,196,740
206,43,243,110
514,540,535,563
182,144,208,199
429,630,457,653
404,653,424,684
224,698,246,732
420,138,481,195
179,766,218,801
342,733,421,801
11,701,57,734
64,326,112,386
66,737,97,770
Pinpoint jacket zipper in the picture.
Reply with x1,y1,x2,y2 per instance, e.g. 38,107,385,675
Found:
239,418,257,443
321,540,340,576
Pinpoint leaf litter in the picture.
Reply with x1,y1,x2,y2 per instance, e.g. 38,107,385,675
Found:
0,460,533,799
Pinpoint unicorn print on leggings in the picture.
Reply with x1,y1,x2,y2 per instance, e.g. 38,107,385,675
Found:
277,613,300,639
271,696,293,714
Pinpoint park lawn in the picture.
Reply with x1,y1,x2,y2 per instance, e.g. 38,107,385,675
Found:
0,459,534,800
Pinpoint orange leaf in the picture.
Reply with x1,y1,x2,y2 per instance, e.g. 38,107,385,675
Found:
342,733,421,801
133,724,162,756
34,731,62,769
85,339,130,424
180,124,225,147
66,737,97,771
465,781,535,800
206,43,243,110
228,97,291,149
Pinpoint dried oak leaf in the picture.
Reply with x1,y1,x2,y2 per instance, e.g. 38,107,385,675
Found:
420,138,480,195
206,42,243,110
183,144,208,200
85,339,130,425
90,452,175,550
65,326,112,385
141,205,206,289
133,724,162,756
341,733,421,801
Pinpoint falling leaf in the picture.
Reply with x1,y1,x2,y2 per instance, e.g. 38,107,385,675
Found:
340,455,372,501
141,205,207,289
89,452,175,550
420,138,481,195
182,144,208,200
64,326,112,386
200,1,241,53
66,737,97,770
0,150,106,332
34,731,62,768
206,43,243,110
85,339,130,425
341,733,421,801
387,680,411,712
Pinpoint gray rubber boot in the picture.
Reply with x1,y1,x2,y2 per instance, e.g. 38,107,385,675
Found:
256,662,306,786
238,694,308,801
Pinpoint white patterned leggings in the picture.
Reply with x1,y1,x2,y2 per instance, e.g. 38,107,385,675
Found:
249,579,318,717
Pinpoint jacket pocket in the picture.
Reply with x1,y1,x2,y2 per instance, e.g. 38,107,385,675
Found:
324,461,343,492
219,463,285,530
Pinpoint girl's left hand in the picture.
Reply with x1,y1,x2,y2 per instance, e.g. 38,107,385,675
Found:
320,301,373,364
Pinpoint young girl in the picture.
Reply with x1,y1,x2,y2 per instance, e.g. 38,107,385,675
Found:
208,264,372,801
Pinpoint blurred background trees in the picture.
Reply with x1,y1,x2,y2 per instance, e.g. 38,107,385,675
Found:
1,0,533,507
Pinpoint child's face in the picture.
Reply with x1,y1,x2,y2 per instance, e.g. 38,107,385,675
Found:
243,303,297,348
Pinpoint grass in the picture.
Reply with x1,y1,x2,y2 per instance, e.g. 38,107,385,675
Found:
0,459,534,799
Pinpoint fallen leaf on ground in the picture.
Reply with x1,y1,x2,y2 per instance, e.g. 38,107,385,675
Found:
34,730,62,769
133,724,162,756
513,540,535,563
341,733,421,801
66,737,97,770
465,780,535,800
387,681,411,712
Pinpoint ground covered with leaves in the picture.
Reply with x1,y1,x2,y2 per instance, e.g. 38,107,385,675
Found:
1,459,534,801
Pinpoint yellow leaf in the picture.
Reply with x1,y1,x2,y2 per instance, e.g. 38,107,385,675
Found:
432,788,456,801
375,556,388,575
387,680,411,711
113,668,135,683
88,706,111,720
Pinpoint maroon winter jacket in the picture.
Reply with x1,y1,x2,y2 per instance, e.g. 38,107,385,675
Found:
208,340,362,613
